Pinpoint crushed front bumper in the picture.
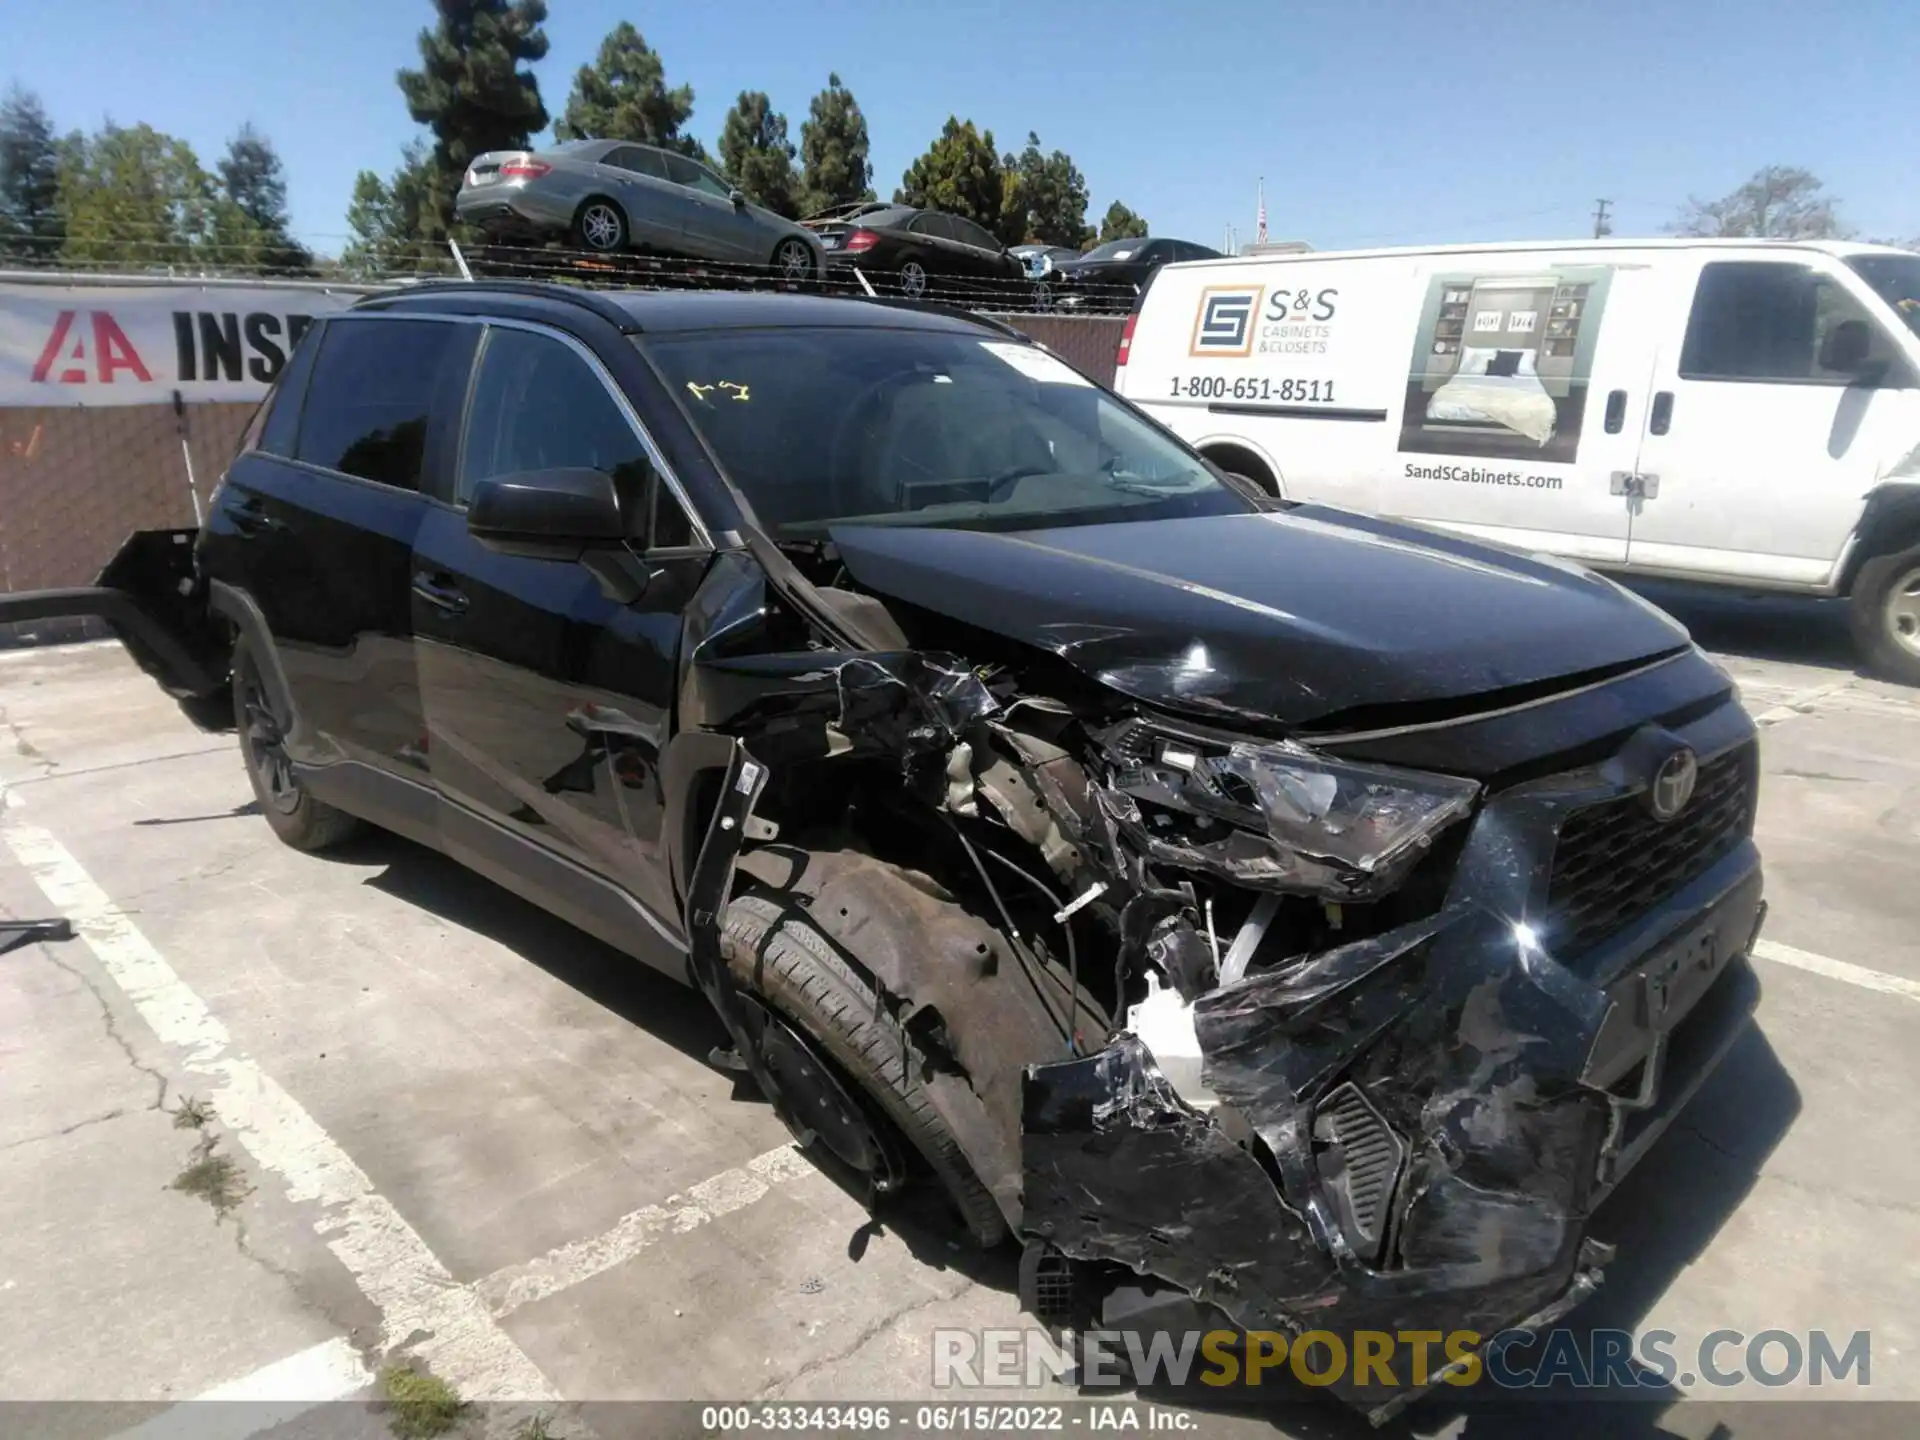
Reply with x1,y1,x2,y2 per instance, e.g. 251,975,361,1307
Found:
1021,832,1764,1422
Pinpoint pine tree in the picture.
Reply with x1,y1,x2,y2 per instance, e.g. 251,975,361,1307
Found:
1000,132,1090,248
556,21,701,158
397,0,550,239
718,92,798,217
797,73,872,217
0,86,63,263
1097,200,1148,243
896,117,1003,231
216,124,311,273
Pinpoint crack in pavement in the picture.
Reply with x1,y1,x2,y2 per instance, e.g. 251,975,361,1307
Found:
0,1105,129,1152
36,944,171,1115
1675,1118,1920,1220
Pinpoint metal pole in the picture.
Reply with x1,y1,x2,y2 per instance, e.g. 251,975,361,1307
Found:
171,389,204,525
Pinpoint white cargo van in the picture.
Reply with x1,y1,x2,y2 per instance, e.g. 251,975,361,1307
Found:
1117,240,1920,682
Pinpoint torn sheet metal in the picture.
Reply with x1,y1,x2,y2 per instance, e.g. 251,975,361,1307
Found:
1022,888,1758,1419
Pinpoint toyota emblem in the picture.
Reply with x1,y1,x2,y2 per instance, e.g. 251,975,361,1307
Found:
1647,748,1699,821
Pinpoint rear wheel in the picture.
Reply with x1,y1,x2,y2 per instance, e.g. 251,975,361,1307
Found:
571,198,628,254
1850,543,1920,685
897,260,929,299
232,638,361,852
772,237,815,283
722,891,1007,1246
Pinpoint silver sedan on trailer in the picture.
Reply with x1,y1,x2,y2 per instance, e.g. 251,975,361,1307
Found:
455,138,825,281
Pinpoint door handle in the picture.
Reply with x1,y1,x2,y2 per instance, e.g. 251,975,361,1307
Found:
1649,391,1674,435
225,494,284,537
411,571,469,615
1603,389,1627,434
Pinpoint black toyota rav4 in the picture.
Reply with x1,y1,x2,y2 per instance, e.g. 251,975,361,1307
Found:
10,283,1766,1420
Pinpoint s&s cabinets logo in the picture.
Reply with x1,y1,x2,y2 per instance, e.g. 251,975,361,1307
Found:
1258,286,1340,355
1190,287,1263,357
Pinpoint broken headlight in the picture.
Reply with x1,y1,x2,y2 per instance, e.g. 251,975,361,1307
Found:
1097,727,1480,901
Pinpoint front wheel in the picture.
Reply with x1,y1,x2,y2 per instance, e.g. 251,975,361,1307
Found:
1850,543,1920,685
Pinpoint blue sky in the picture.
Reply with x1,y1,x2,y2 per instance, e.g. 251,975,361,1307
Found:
8,0,1917,253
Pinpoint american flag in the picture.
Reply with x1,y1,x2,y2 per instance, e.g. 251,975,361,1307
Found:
1256,179,1267,245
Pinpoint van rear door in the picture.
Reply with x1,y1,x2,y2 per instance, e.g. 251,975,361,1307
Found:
1624,252,1920,586
1373,256,1677,565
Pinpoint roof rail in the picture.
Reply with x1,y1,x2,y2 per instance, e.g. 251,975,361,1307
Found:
848,293,1028,340
354,278,641,331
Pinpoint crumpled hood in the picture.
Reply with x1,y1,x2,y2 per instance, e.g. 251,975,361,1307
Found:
828,507,1688,728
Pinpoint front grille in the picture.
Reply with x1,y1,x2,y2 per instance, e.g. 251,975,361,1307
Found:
1544,743,1757,957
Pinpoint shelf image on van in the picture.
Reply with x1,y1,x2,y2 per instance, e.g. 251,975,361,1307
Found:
1399,267,1614,465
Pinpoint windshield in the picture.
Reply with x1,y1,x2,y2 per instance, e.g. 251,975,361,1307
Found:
642,326,1252,539
1081,240,1144,262
1847,254,1920,338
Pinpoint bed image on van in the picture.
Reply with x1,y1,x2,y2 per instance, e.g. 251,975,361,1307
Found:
1116,239,1920,685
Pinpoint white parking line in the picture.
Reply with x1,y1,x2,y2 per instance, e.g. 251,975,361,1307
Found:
0,792,561,1406
110,1338,373,1440
474,1144,815,1318
1753,937,1920,1002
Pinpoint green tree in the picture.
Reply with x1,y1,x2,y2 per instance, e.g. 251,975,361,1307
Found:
340,143,437,277
1097,200,1149,243
1670,165,1848,239
797,72,872,216
556,20,701,158
1000,131,1090,248
896,117,1003,231
57,121,220,269
216,124,311,273
0,85,63,263
398,0,550,240
718,91,798,217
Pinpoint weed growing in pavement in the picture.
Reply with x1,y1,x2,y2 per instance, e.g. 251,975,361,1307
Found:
379,1365,467,1439
172,1095,215,1129
169,1135,251,1217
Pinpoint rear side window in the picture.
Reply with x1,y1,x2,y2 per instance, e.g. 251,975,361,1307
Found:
295,318,458,491
908,213,950,239
254,322,321,456
950,217,999,251
1681,261,1905,384
609,146,668,180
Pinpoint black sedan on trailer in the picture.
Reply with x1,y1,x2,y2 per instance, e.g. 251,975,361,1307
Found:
805,202,1029,300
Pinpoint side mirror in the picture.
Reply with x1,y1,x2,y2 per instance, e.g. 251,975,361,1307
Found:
1819,318,1873,374
728,188,746,207
467,468,625,560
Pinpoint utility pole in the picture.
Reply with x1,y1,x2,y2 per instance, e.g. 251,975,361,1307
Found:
1592,199,1613,239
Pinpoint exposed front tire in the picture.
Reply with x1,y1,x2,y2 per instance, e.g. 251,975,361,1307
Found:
232,638,362,852
571,197,628,255
722,891,1007,1247
1849,543,1920,685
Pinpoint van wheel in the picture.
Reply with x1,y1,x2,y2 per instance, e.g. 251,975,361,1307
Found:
232,638,362,851
721,892,1008,1247
1849,543,1920,685
1203,447,1279,496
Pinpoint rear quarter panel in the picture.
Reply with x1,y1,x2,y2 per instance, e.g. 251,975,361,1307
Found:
1121,257,1426,511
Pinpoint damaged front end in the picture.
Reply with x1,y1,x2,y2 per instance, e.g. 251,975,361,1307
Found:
1018,712,1765,1422
676,550,1763,1424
